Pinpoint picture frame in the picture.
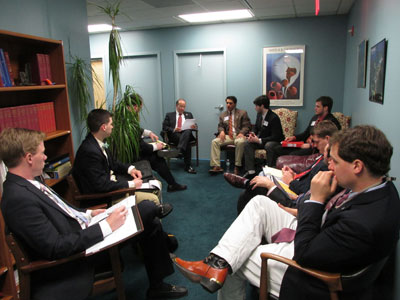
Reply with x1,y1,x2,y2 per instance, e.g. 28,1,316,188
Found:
369,39,387,104
262,45,305,107
357,40,368,88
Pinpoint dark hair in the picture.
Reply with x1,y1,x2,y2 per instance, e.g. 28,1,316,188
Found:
87,109,112,133
316,96,333,113
253,95,270,109
330,125,393,177
176,98,186,105
312,120,338,138
226,96,237,104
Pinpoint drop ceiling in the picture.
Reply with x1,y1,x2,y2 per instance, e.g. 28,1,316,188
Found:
87,0,355,32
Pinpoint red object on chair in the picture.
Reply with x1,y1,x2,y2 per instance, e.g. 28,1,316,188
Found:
281,141,304,148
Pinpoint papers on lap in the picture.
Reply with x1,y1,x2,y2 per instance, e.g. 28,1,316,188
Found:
139,179,161,190
181,118,196,131
86,196,143,255
263,166,283,180
262,166,298,199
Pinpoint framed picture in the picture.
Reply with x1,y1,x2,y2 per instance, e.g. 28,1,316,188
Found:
357,40,368,88
262,45,305,106
369,39,387,104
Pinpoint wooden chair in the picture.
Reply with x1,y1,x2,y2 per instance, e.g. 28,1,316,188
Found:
160,129,199,166
6,231,125,300
66,174,136,208
259,252,389,300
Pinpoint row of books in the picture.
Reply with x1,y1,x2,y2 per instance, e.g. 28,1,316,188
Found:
0,102,56,133
0,48,15,87
44,154,71,179
31,53,53,85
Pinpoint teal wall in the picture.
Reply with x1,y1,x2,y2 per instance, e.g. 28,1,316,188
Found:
343,0,400,298
90,15,348,152
0,0,92,151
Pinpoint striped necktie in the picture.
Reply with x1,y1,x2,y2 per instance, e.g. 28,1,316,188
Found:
228,112,233,138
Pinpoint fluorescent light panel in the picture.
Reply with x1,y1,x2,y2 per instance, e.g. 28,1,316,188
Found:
88,24,121,33
179,9,253,23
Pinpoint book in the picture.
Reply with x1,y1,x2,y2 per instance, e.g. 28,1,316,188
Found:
45,153,70,170
0,48,11,87
85,196,143,255
281,141,304,148
45,161,72,179
44,54,52,82
31,53,47,85
46,102,56,132
3,51,15,86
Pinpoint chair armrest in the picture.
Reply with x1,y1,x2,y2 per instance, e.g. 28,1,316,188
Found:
74,187,136,201
275,153,320,173
19,252,85,273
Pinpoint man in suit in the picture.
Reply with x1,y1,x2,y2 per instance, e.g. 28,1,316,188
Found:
172,125,400,299
73,109,164,203
242,95,284,177
0,127,188,300
209,96,251,174
162,98,197,174
269,96,341,165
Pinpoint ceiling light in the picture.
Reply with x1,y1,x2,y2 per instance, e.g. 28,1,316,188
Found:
88,24,120,33
178,9,253,23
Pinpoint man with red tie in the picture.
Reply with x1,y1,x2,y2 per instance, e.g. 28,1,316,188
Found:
173,125,400,299
162,98,197,174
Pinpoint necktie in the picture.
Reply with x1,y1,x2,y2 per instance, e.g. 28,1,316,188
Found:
324,189,351,211
177,114,182,128
271,227,296,243
293,156,323,180
40,183,89,228
228,112,233,138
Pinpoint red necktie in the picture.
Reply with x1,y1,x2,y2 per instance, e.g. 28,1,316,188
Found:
271,228,296,243
293,156,323,180
228,112,233,138
325,189,351,211
177,114,182,128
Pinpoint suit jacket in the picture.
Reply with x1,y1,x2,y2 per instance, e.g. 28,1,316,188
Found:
289,157,328,195
280,181,400,300
253,110,284,145
295,113,341,142
162,111,194,137
73,133,130,194
218,109,251,136
1,173,103,300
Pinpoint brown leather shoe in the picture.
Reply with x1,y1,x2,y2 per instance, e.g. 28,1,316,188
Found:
223,173,248,189
208,166,224,173
173,255,229,293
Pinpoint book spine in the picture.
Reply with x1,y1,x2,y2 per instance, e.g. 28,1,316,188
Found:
46,156,70,169
3,51,15,86
10,106,20,128
47,102,56,132
0,49,11,87
44,54,52,82
0,66,4,87
0,108,4,132
35,103,47,132
3,107,14,128
27,104,40,130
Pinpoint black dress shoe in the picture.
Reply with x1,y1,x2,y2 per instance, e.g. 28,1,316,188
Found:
167,233,179,253
167,183,187,192
147,282,188,299
185,166,196,174
157,149,180,158
157,203,173,219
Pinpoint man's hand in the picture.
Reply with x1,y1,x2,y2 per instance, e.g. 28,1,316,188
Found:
174,127,182,132
149,132,159,141
247,132,259,143
190,124,198,129
285,136,296,142
106,206,128,231
310,171,337,204
250,176,275,190
218,131,226,142
133,178,143,189
282,166,295,184
155,142,164,151
91,209,106,217
300,143,311,149
278,203,298,217
131,169,142,179
236,133,245,139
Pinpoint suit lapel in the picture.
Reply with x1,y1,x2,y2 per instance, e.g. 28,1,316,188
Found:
87,134,110,167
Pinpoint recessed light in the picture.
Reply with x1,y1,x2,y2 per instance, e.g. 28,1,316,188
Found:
178,9,253,23
88,24,121,33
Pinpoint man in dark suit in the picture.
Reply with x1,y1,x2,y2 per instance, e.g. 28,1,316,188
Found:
0,127,188,300
209,96,251,174
243,95,284,176
162,98,197,174
172,125,400,300
269,96,341,165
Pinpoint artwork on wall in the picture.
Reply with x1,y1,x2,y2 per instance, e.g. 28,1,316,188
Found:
357,40,368,88
369,39,387,104
262,45,305,106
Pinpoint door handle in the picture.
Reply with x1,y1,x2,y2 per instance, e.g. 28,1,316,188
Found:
214,104,224,111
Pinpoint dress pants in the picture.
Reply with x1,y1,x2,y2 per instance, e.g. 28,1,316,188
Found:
210,134,246,167
139,153,177,186
168,130,194,167
211,195,297,299
244,141,280,171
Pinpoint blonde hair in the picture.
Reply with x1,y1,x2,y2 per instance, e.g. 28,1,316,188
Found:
0,128,45,168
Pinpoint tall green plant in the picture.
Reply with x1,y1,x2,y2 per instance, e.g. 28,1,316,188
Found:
109,85,142,163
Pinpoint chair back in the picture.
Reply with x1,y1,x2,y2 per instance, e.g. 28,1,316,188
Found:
272,108,298,138
332,112,351,129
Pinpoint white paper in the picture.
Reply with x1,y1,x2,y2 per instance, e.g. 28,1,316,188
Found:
181,118,196,131
138,179,161,190
86,196,139,255
262,166,283,180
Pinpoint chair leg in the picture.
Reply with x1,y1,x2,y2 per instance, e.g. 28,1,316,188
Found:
259,257,269,300
196,144,199,166
109,246,125,300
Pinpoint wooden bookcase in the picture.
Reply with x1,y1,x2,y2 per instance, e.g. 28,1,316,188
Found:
0,29,74,299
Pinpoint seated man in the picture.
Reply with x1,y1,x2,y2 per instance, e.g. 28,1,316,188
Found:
209,96,251,174
269,96,341,165
131,98,187,192
243,95,284,177
172,125,400,299
0,128,188,300
226,120,338,212
73,109,164,204
162,98,197,174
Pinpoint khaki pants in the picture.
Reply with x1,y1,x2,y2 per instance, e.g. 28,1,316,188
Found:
113,180,162,206
210,135,246,167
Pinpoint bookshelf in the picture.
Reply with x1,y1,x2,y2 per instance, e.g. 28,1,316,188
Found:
0,29,75,298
